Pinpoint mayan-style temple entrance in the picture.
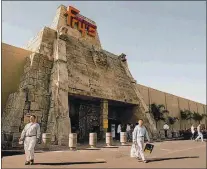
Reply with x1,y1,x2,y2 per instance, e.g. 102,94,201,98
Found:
69,95,102,143
78,103,101,141
1,5,162,148
69,94,135,143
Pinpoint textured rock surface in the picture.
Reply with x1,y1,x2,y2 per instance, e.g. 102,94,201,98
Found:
2,5,158,146
2,51,53,132
65,37,139,104
2,27,55,146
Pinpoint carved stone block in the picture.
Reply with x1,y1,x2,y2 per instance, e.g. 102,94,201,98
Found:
58,26,69,41
118,53,127,62
92,50,107,67
30,102,39,110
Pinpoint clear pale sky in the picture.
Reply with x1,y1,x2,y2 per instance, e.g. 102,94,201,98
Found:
2,1,206,104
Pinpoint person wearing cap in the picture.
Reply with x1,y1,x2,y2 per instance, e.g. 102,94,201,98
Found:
133,119,150,163
19,115,41,165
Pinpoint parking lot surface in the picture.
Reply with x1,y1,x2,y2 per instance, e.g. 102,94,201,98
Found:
2,140,206,168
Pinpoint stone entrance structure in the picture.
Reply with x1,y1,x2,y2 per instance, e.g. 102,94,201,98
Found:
2,5,158,146
69,95,102,142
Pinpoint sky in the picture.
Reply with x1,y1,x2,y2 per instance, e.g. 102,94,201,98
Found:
2,1,206,104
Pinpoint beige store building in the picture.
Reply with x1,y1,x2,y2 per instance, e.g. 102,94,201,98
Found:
2,5,206,146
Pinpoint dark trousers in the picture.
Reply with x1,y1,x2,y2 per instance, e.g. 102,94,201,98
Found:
116,133,120,140
191,132,196,140
127,131,130,141
164,130,168,138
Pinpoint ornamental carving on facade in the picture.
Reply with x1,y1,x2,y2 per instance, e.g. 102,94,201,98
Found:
118,53,127,62
58,26,68,40
92,50,108,67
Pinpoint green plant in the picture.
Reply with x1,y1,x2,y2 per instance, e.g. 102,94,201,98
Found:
168,116,179,130
186,110,193,120
180,110,188,120
149,103,169,128
180,110,187,129
192,112,207,124
180,110,193,129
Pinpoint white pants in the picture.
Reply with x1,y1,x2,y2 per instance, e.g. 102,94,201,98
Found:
195,132,203,142
136,137,145,161
24,136,36,161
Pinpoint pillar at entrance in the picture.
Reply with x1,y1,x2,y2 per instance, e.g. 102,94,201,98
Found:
100,100,108,139
46,27,71,146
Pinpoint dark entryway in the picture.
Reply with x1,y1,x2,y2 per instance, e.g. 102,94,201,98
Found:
69,95,135,142
69,95,102,143
108,100,135,140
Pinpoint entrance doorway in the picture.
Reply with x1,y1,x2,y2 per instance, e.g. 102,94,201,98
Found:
69,95,136,142
69,95,101,143
108,100,135,140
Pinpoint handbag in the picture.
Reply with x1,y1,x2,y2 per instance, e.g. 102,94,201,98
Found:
130,143,138,158
144,143,154,154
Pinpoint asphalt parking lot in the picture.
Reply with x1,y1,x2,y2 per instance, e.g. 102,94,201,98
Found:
2,140,206,168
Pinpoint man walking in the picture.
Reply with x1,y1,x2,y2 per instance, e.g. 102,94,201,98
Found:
126,123,131,142
191,124,195,140
133,119,150,163
195,124,204,142
19,115,41,165
116,123,121,140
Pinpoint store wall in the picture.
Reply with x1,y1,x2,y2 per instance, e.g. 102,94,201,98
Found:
137,84,206,131
2,43,32,111
2,42,206,131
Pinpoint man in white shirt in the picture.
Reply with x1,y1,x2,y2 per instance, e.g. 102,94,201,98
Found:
133,119,150,163
117,123,121,140
195,124,203,142
19,115,41,165
191,124,195,140
126,123,131,142
163,123,169,138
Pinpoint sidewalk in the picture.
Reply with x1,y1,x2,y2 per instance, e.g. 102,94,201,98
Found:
2,140,206,168
35,139,130,152
3,137,185,157
2,139,128,157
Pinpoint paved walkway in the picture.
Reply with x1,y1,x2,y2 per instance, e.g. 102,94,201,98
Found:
2,140,206,168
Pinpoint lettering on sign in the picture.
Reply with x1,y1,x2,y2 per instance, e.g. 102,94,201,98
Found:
65,6,97,37
103,119,108,129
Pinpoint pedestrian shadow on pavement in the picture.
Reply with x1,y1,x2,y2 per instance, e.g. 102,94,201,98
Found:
148,156,199,162
35,161,106,166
